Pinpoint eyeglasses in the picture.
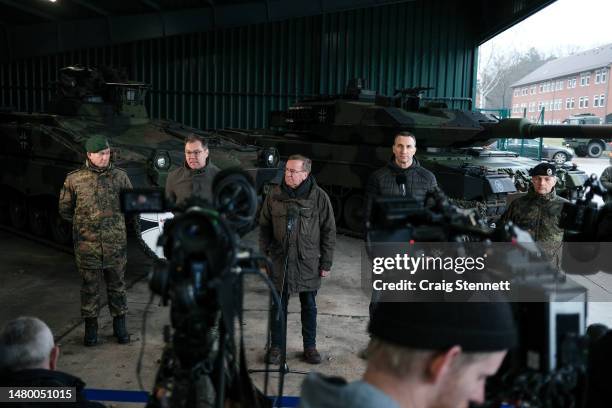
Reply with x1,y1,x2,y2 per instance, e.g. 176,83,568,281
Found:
285,168,306,174
185,150,204,156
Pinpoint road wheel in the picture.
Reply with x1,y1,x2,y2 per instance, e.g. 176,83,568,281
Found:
587,142,604,158
28,201,49,236
552,152,568,164
342,194,365,233
9,195,28,230
575,146,588,157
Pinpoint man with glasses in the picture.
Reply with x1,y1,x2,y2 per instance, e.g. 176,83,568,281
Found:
165,134,220,206
259,154,336,365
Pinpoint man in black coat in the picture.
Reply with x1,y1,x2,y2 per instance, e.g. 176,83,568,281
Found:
366,131,437,203
0,317,105,408
361,131,438,358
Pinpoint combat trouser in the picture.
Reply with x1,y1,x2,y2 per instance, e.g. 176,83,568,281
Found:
79,261,128,318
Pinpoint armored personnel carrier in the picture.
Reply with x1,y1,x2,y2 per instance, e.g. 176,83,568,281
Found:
229,80,611,232
0,66,280,254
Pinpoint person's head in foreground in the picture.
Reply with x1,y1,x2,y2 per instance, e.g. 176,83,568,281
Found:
0,316,59,372
300,301,517,408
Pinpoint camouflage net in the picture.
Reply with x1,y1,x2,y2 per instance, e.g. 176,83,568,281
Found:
448,198,489,220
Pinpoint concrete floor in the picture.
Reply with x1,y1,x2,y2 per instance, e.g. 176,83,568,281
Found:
0,229,370,407
1,155,612,407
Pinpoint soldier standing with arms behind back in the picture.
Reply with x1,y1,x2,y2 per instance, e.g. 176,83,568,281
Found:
59,135,132,346
499,162,568,268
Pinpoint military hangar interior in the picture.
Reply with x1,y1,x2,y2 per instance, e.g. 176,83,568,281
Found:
1,0,611,407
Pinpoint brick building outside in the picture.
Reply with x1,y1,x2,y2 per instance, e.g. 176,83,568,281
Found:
510,44,612,125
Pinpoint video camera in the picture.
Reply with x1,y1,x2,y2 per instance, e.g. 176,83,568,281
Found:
364,189,605,408
560,174,612,276
120,168,279,408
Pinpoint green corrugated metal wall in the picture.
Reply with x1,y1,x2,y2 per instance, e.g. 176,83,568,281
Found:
0,0,478,130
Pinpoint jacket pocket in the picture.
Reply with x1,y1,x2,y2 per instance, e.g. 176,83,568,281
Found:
271,206,288,242
298,209,320,260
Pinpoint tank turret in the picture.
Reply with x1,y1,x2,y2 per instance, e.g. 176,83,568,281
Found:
231,80,611,232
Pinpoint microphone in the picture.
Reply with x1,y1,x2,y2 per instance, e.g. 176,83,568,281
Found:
396,174,407,197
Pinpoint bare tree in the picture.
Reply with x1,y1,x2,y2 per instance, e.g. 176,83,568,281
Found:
477,47,551,110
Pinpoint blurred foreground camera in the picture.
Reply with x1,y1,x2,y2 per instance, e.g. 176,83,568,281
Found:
121,168,274,408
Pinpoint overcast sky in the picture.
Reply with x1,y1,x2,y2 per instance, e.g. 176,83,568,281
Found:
478,0,612,70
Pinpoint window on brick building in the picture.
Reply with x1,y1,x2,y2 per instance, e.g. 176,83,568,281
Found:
600,94,605,107
602,70,608,83
594,95,600,107
580,73,591,86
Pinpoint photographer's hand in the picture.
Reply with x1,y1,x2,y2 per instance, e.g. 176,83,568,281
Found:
320,269,330,277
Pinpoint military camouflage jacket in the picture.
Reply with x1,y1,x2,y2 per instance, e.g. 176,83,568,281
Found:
59,161,132,269
499,187,568,242
259,178,336,294
600,166,612,204
499,187,568,268
165,162,220,206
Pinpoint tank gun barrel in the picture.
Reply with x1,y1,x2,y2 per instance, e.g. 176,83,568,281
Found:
482,118,612,140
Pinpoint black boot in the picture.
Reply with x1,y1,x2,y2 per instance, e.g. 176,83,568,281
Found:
113,315,130,344
84,318,98,347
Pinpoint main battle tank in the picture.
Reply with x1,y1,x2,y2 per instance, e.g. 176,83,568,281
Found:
229,80,612,232
0,66,281,253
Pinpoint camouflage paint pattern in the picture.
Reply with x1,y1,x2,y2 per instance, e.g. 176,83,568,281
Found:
228,85,612,230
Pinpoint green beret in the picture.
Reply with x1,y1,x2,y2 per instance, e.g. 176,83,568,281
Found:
85,135,110,153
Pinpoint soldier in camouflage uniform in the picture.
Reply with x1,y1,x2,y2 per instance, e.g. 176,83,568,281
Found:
600,166,612,204
59,135,132,346
499,162,568,268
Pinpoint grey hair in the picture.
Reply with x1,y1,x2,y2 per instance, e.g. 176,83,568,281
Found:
0,317,55,371
287,154,312,173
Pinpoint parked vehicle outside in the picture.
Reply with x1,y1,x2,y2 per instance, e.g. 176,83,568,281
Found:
502,138,575,164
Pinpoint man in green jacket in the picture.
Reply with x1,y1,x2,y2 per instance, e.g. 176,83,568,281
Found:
59,135,132,346
165,134,220,206
499,162,568,268
259,154,336,365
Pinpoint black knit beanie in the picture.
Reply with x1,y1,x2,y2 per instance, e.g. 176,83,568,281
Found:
369,302,517,352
